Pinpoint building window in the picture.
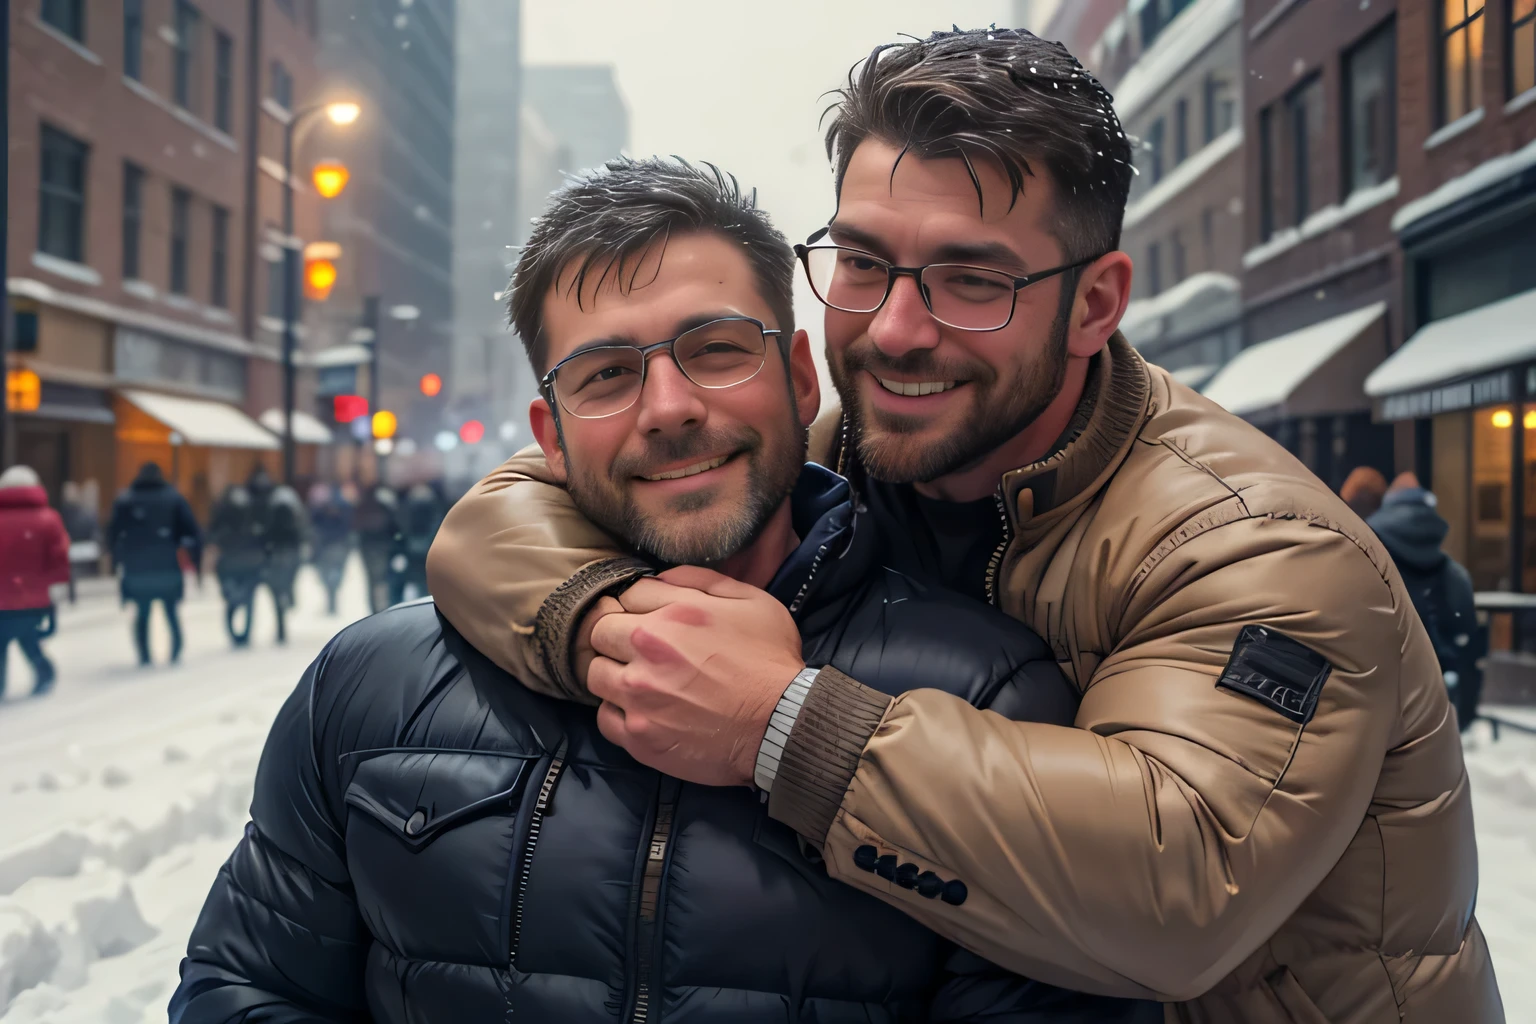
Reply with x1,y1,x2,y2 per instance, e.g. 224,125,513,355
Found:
1174,98,1189,165
1440,0,1485,125
1146,242,1162,297
1204,72,1236,142
266,246,286,318
271,60,294,110
1344,19,1397,194
38,125,89,263
1171,230,1187,284
123,163,144,280
1140,0,1196,49
214,31,234,132
1513,0,1536,99
174,0,201,112
170,188,192,295
1285,75,1325,226
41,0,84,41
1259,105,1276,240
1201,206,1216,262
123,0,143,79
1147,117,1166,184
210,206,230,308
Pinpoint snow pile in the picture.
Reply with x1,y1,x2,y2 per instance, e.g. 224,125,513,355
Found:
1242,176,1400,269
1393,135,1536,233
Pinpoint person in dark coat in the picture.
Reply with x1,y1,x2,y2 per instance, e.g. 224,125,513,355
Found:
390,481,444,604
108,462,202,665
262,482,309,640
354,484,401,614
1368,473,1486,729
0,465,70,696
60,480,101,604
308,483,354,615
207,479,266,647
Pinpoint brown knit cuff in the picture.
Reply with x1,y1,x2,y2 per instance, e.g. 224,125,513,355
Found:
767,666,893,846
535,556,654,704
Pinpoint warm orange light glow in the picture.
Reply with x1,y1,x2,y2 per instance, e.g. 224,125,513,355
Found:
459,420,485,445
372,410,398,440
1492,409,1514,429
326,102,361,126
304,257,338,300
1525,410,1536,431
312,160,350,199
6,369,41,412
419,373,443,397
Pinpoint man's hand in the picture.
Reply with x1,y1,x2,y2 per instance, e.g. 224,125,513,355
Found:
588,566,805,787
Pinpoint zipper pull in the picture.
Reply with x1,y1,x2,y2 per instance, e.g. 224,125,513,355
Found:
534,737,569,816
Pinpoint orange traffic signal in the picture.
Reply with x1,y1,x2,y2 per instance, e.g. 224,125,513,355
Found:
304,257,338,301
372,409,398,439
419,373,443,397
312,160,350,199
6,369,41,412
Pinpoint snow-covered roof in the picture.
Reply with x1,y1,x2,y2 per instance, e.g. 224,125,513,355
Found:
120,390,280,450
1123,128,1241,231
1120,271,1239,346
259,408,334,445
1392,136,1536,234
1366,287,1536,397
1110,0,1240,124
1203,302,1387,420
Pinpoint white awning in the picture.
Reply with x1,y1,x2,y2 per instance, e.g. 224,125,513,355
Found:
1120,271,1240,348
1365,288,1536,398
1169,363,1219,391
1202,302,1387,423
120,389,279,450
260,408,334,445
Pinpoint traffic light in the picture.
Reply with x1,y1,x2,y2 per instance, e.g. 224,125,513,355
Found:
6,369,41,412
372,409,398,439
304,257,338,301
459,419,485,445
419,373,443,397
333,394,368,423
312,160,350,199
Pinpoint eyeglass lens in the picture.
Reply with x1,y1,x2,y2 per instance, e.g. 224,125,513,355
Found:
802,247,1018,331
553,319,769,418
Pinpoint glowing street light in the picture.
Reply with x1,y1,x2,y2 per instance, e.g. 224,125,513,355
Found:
312,160,350,199
326,101,362,126
419,373,443,397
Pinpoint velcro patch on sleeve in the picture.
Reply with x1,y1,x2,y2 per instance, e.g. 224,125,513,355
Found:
1216,624,1332,725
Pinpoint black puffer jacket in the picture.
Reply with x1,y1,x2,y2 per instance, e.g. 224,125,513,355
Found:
170,467,1160,1024
107,466,201,602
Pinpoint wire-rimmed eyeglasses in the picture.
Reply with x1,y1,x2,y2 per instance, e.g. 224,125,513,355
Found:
540,316,787,420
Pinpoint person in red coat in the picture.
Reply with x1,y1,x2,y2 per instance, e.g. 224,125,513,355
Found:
0,465,71,696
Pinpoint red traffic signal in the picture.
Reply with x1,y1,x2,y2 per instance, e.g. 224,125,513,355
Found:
419,373,443,397
459,419,485,445
333,394,369,423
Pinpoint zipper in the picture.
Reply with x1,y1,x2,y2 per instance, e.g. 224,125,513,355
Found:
787,543,830,617
628,777,680,1023
983,489,1013,607
509,739,567,971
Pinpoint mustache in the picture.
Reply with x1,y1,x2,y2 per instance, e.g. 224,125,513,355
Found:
838,342,991,384
610,427,760,479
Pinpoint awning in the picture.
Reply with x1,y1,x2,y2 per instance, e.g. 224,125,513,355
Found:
1168,363,1219,391
120,389,279,450
260,408,334,444
1202,302,1387,424
1365,288,1536,411
1120,272,1240,349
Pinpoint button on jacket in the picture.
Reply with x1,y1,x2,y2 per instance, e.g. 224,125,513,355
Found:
170,467,1159,1024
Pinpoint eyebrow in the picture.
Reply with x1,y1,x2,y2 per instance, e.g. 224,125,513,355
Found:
827,222,1029,275
561,310,752,359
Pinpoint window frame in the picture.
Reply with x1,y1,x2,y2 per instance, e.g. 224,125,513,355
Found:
123,0,143,79
38,124,90,264
214,30,235,132
173,0,202,113
1438,0,1486,126
210,205,230,308
1146,241,1163,297
41,0,85,42
1259,104,1276,241
1147,116,1166,185
1512,0,1536,100
122,162,145,281
1174,97,1189,165
270,59,293,110
169,187,193,296
1285,74,1323,228
1342,17,1398,196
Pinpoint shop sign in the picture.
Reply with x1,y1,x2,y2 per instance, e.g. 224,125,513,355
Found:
1380,370,1515,421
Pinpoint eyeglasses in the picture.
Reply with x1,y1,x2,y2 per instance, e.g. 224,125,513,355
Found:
540,316,786,420
795,242,1101,332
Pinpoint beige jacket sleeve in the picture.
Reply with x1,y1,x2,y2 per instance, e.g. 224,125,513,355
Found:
425,446,651,702
768,517,1409,1001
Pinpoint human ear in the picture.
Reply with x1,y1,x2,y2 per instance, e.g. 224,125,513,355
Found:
787,329,822,427
529,397,568,482
1067,251,1134,359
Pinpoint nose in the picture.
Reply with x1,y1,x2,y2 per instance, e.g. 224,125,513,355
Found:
633,352,708,436
867,273,942,360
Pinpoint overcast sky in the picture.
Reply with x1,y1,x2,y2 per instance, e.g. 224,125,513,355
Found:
521,0,1016,379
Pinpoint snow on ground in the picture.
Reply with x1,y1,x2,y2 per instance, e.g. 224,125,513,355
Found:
0,561,1532,1021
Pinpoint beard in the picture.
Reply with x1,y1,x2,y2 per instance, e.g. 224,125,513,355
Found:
562,418,806,567
830,309,1071,484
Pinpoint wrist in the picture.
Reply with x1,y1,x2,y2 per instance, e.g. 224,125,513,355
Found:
754,666,819,793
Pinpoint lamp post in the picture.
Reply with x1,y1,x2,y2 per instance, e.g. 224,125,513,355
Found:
280,99,360,484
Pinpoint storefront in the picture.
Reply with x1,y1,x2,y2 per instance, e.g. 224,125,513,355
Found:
258,408,334,483
1202,301,1394,490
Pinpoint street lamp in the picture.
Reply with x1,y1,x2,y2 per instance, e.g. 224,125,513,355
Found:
280,98,361,484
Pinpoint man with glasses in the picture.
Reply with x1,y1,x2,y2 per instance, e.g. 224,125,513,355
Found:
427,27,1499,1023
170,155,1157,1022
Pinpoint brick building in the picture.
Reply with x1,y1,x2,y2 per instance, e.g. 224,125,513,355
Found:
7,0,334,522
1204,0,1402,492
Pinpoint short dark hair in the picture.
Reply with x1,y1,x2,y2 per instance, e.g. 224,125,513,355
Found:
509,156,796,373
824,27,1134,262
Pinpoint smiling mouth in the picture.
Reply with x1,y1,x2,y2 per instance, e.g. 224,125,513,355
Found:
875,377,961,397
639,454,733,482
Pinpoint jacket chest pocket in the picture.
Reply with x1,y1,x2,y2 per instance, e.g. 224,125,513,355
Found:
343,750,536,966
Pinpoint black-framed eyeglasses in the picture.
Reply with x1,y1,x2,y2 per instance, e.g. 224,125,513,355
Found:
540,316,787,420
795,238,1102,332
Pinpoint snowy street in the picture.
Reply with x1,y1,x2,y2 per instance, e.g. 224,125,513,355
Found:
0,561,1532,1022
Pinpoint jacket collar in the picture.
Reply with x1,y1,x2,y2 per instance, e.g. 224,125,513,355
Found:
764,464,877,623
999,332,1151,533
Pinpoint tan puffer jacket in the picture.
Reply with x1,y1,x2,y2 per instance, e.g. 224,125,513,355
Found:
426,336,1503,1023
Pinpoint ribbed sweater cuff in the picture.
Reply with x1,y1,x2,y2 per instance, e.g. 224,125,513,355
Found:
767,666,892,846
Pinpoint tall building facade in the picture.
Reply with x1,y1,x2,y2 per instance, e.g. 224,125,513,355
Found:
522,65,628,176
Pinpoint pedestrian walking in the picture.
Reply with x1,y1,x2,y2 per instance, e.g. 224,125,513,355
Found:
60,481,102,604
392,482,445,603
307,483,353,616
354,484,401,614
1368,474,1486,730
0,466,70,697
263,483,308,642
208,475,268,647
1340,465,1389,521
107,462,202,666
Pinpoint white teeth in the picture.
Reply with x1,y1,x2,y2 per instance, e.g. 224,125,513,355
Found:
642,455,730,481
876,377,959,397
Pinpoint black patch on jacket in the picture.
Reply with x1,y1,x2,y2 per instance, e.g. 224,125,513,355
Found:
1216,625,1332,725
